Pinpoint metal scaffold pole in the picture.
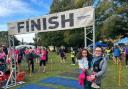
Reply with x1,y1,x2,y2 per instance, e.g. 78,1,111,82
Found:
4,35,17,89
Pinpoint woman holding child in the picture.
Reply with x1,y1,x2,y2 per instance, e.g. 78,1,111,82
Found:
78,47,107,89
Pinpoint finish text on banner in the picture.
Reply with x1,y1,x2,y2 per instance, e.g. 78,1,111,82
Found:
8,6,94,35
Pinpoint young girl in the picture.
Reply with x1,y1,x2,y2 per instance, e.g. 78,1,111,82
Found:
78,49,92,89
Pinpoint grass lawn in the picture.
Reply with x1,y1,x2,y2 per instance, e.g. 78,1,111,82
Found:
11,52,128,89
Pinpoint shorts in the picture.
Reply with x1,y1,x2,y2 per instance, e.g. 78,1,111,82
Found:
0,59,5,63
28,59,34,65
36,55,40,58
40,60,46,66
126,54,128,57
114,56,120,59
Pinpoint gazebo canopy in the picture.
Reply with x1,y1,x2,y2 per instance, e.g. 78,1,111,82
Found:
114,37,128,46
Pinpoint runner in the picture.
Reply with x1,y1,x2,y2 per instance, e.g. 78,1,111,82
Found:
59,48,66,63
28,48,35,76
113,45,121,64
38,47,47,72
124,46,128,68
70,48,76,65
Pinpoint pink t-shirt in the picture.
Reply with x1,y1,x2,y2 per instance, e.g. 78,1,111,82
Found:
6,58,11,64
24,49,29,54
35,48,41,55
15,49,19,54
0,52,6,59
41,50,46,60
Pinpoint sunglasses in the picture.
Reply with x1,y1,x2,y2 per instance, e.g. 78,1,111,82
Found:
95,50,102,52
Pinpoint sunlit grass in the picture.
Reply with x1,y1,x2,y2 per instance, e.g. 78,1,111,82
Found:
11,52,128,89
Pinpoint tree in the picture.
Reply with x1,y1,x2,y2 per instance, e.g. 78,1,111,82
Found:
35,0,128,47
35,0,89,47
95,0,128,41
0,31,20,46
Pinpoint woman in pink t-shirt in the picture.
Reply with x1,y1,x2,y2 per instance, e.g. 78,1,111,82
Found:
38,48,47,72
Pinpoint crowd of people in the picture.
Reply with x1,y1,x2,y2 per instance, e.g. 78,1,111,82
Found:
0,44,128,88
0,45,49,86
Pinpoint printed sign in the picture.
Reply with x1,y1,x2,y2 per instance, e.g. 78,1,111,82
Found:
8,6,94,35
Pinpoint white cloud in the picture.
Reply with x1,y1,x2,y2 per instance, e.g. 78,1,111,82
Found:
0,0,38,17
15,33,35,43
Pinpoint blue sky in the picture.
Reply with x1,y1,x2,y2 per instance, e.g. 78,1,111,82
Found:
0,0,101,43
0,0,52,42
0,0,102,31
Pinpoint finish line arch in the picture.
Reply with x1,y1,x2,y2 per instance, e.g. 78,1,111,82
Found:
6,6,95,89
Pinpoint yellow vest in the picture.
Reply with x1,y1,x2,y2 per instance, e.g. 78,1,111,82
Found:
71,51,75,57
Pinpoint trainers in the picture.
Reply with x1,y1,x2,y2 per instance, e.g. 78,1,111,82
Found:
43,70,46,72
91,83,100,88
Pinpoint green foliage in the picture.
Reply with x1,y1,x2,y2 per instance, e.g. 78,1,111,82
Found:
12,52,128,89
36,31,64,47
63,28,84,47
35,0,128,47
96,0,128,40
13,36,20,46
0,31,8,46
35,0,88,47
0,31,20,46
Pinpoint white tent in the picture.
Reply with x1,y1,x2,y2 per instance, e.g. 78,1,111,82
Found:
114,37,128,45
15,45,35,49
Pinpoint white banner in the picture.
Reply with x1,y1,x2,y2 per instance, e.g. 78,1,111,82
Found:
8,6,94,35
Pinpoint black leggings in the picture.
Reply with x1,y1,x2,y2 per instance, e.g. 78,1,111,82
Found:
28,59,34,73
71,57,75,64
126,55,128,65
40,60,46,66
